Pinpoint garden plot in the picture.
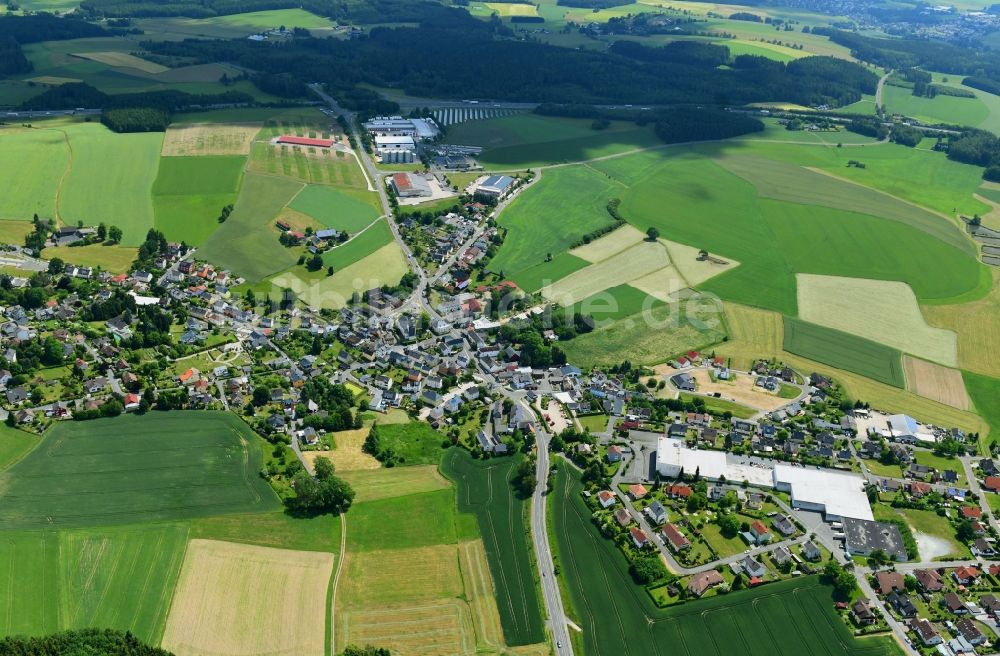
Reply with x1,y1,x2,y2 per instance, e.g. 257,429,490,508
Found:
797,274,958,367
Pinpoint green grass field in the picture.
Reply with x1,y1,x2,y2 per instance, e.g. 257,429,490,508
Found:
441,449,545,646
347,488,459,552
883,84,988,127
444,114,660,169
0,411,279,529
0,424,37,470
965,372,1000,443
193,8,334,29
198,173,301,281
571,284,662,322
289,184,381,233
679,393,758,419
0,127,68,220
373,421,446,466
490,165,619,278
190,510,341,552
783,317,905,388
509,253,590,293
59,124,162,246
0,523,187,643
551,461,903,656
561,304,727,368
152,155,245,244
323,218,393,270
248,142,367,189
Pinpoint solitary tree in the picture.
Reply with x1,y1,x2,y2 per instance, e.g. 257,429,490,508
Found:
107,225,123,243
646,227,660,241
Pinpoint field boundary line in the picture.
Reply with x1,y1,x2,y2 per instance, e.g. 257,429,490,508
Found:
330,513,346,654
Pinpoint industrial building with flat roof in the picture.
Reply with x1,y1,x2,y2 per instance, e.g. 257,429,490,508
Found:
842,517,908,561
374,135,416,163
390,172,432,198
656,437,873,521
474,175,515,201
364,116,439,140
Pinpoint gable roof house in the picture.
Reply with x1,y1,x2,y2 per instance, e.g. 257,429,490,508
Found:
914,568,943,592
688,570,724,598
661,523,691,552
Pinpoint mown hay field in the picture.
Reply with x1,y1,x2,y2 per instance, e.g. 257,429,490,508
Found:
568,223,644,263
923,268,1000,378
542,240,670,305
190,510,341,553
161,122,260,156
783,317,905,388
43,244,138,273
71,51,168,74
152,155,245,244
797,274,958,367
162,539,334,656
341,464,450,503
551,461,904,656
0,411,279,530
441,449,545,646
903,356,971,410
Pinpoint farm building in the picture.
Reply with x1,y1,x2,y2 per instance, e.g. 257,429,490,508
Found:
390,172,432,198
374,135,417,163
276,135,335,148
475,175,515,201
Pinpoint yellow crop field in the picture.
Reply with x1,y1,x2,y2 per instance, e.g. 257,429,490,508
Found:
715,302,988,435
922,268,1000,378
797,274,958,366
304,426,379,472
27,76,82,85
162,539,334,656
903,355,971,410
161,123,261,156
336,540,520,655
568,224,643,263
629,264,685,302
542,240,670,304
484,2,538,16
72,51,168,74
341,465,450,503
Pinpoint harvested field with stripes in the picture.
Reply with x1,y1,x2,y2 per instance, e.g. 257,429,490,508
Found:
904,356,971,410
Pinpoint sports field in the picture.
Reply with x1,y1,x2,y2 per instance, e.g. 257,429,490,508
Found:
162,539,334,656
59,124,162,246
551,461,904,656
0,412,279,529
783,317,905,388
797,274,959,367
290,184,381,233
441,449,545,646
161,122,260,156
198,173,302,281
152,155,245,244
444,114,660,168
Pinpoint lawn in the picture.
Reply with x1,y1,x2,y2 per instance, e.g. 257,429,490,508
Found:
444,113,660,168
347,489,459,552
577,413,610,433
490,165,620,278
59,123,162,246
198,173,301,281
189,510,341,552
783,317,906,389
152,155,245,244
289,184,382,233
550,461,903,656
561,303,727,368
0,411,279,529
441,449,545,646
0,424,37,470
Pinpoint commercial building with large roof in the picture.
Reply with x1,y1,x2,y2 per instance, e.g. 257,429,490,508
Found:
655,437,873,521
390,172,432,198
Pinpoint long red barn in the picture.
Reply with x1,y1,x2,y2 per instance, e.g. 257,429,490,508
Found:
276,135,334,147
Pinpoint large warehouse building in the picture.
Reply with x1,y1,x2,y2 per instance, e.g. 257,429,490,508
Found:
364,116,439,140
374,135,417,163
656,437,873,521
389,172,432,198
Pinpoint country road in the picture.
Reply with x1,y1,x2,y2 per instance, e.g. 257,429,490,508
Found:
876,69,893,113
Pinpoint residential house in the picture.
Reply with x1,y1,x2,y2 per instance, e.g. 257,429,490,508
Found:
909,618,941,646
851,599,876,626
953,566,981,586
644,500,668,525
943,591,969,615
607,445,623,463
914,568,943,592
802,541,821,562
688,570,724,597
771,546,793,568
750,520,772,545
613,508,631,527
772,514,796,537
887,591,917,618
979,594,1000,617
630,527,650,549
662,523,690,552
972,538,996,557
956,618,985,646
876,571,905,596
627,484,648,500
597,490,616,508
741,556,766,579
